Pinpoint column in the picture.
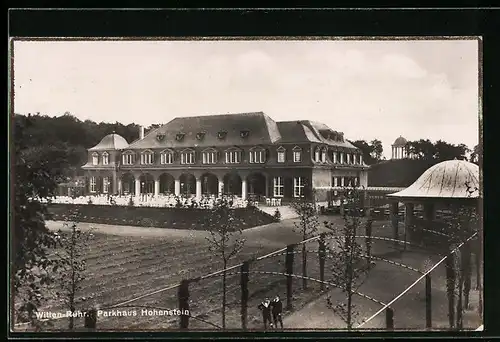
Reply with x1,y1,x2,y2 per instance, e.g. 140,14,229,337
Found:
175,179,181,196
241,178,247,200
112,171,118,194
390,201,400,246
135,178,140,196
218,179,224,197
264,175,269,197
405,203,415,246
154,178,160,196
196,177,202,199
118,179,122,196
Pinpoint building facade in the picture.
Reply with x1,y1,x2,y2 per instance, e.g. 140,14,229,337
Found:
81,112,369,204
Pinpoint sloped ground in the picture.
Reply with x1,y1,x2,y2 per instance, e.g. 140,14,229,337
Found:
16,216,481,331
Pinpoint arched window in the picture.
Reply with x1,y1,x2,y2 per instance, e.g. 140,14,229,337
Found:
140,150,154,165
277,146,286,163
225,147,242,164
321,147,327,163
122,151,136,165
292,146,302,163
347,153,351,164
160,149,174,164
332,150,338,163
249,146,266,164
202,148,218,164
92,152,99,165
180,149,195,165
102,152,109,165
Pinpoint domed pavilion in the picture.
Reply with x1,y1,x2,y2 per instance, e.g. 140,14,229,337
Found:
391,136,408,160
386,159,480,246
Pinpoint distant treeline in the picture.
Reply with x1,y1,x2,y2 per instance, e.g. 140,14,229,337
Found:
13,112,161,178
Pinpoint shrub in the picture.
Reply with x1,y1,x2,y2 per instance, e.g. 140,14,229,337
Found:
128,196,134,207
87,197,93,205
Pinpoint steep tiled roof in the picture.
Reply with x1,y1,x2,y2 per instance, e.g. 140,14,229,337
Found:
276,120,358,149
89,133,129,151
127,112,281,149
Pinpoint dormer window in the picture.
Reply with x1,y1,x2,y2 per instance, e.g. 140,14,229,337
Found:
240,129,250,138
176,133,185,141
277,146,286,163
346,153,351,164
359,154,363,165
180,149,195,165
340,152,344,164
314,147,321,162
196,132,206,141
92,152,99,165
249,147,266,164
293,146,302,163
160,149,174,164
321,147,327,163
217,131,227,140
122,151,136,165
202,148,217,164
102,152,109,165
141,150,154,165
332,151,337,163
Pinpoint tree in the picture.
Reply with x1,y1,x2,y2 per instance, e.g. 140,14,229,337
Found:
350,140,376,165
12,115,64,328
204,195,246,330
324,184,372,330
53,210,94,330
470,144,480,164
369,139,383,162
290,198,319,290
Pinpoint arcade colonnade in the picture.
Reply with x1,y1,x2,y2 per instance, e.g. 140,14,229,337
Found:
85,170,309,201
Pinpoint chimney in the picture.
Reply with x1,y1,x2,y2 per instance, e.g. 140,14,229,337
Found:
139,126,145,140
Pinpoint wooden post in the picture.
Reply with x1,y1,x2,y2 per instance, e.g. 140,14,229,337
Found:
240,261,250,330
425,274,432,329
404,203,414,250
84,308,97,330
385,307,394,330
318,233,326,291
286,244,295,310
178,279,190,329
390,202,399,248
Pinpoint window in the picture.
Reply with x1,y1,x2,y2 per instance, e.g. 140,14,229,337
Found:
347,153,351,164
122,151,135,165
294,177,305,198
333,176,338,187
180,149,195,165
332,151,337,163
90,176,96,193
314,147,321,162
340,152,344,164
102,152,109,165
321,148,327,163
277,146,286,163
340,177,345,187
202,149,217,164
293,146,302,162
225,149,241,164
103,177,109,193
249,148,265,164
160,150,174,164
273,177,284,197
359,154,363,164
141,150,154,165
92,153,99,165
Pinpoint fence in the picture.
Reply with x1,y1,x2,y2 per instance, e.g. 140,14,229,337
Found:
15,228,481,331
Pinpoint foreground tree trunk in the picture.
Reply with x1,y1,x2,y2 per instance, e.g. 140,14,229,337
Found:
302,243,307,290
222,260,227,330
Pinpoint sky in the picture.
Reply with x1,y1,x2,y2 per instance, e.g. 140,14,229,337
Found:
12,39,480,159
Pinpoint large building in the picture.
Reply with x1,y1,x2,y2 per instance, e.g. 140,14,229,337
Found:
81,112,369,204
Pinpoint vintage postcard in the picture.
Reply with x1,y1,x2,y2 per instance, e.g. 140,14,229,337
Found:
10,37,482,333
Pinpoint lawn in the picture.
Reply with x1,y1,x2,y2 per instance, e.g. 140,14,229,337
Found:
17,215,481,331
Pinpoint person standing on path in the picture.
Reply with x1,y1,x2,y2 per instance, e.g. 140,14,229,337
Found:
271,295,284,329
258,298,273,330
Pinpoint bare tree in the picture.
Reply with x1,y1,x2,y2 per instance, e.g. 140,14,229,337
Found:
204,195,246,330
290,197,319,290
53,209,94,330
324,184,371,330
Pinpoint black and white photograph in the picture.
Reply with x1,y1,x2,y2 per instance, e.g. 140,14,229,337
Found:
10,37,482,332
